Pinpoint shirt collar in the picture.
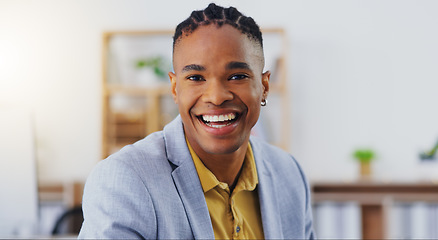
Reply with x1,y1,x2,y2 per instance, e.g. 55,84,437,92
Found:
187,138,258,193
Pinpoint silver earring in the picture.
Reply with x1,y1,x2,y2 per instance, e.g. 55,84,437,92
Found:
261,99,267,106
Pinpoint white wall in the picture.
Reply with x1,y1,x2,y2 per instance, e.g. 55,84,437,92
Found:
1,0,437,183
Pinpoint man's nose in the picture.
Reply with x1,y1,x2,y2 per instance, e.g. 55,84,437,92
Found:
202,79,233,106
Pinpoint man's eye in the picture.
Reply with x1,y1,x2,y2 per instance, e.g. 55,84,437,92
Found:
229,74,249,80
187,75,204,81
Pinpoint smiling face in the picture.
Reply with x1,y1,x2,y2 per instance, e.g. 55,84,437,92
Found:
169,24,269,160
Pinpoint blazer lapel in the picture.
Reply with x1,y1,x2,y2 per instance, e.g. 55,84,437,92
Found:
164,116,214,239
251,138,284,239
171,165,214,239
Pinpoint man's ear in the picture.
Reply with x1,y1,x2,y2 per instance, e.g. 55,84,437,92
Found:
262,70,270,99
169,72,178,104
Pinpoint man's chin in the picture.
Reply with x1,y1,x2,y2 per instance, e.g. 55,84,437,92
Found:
201,140,244,155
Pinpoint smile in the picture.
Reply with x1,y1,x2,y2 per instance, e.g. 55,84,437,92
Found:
199,113,238,129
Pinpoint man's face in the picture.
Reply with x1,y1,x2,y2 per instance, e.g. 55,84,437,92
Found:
169,24,269,158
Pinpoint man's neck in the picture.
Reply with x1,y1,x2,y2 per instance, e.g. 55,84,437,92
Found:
195,144,248,187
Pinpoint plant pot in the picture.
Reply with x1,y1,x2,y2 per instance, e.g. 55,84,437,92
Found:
360,161,372,179
135,68,161,86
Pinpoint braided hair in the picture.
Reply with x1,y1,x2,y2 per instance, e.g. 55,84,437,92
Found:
173,3,263,50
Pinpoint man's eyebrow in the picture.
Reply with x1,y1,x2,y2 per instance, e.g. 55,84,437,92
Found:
181,64,205,72
226,61,251,70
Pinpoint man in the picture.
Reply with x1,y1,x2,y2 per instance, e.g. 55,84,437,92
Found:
79,3,315,239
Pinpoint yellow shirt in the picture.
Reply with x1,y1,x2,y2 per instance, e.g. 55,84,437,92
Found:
187,140,264,239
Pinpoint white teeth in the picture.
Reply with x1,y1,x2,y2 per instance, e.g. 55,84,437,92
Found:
202,113,236,123
209,123,228,128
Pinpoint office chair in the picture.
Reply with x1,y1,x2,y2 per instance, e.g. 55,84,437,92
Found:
51,205,83,235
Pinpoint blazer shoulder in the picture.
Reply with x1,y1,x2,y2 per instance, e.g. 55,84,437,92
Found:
80,147,158,238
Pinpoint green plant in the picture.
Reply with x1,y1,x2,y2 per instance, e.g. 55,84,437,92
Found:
136,56,168,79
353,149,375,163
420,139,438,160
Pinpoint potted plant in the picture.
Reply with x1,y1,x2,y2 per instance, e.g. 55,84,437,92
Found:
353,149,375,179
135,56,169,86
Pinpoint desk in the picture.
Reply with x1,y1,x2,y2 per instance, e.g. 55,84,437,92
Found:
38,182,84,207
312,182,438,239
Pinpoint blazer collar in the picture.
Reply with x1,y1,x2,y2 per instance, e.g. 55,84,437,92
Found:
163,115,189,166
250,137,284,239
163,116,215,239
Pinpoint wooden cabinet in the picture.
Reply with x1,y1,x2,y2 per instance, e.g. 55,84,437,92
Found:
312,182,438,239
101,29,290,158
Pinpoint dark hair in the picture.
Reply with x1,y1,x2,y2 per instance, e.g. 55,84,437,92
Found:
173,3,263,50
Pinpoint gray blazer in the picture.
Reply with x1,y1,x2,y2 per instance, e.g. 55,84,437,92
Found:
78,116,315,239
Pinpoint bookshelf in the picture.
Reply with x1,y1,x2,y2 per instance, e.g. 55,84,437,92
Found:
101,29,290,158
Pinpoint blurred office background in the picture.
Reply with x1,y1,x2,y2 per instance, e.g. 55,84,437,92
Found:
1,0,438,238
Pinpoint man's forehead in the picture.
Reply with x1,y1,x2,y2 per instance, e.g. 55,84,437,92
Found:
172,25,265,70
